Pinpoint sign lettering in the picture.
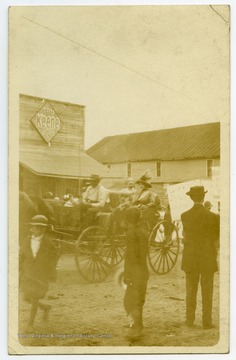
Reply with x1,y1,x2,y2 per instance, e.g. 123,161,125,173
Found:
31,102,63,144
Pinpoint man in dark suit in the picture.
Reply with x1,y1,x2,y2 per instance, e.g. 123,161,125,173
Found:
181,186,220,329
20,215,59,333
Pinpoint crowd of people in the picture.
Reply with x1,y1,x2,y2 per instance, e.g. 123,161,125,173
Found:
19,172,220,341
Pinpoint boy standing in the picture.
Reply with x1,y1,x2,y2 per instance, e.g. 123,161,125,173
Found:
123,207,149,339
20,215,59,333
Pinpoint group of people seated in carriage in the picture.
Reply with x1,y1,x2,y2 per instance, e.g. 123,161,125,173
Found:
105,171,164,233
26,170,167,233
67,170,165,231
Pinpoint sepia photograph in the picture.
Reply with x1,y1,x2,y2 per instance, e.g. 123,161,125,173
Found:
8,3,230,355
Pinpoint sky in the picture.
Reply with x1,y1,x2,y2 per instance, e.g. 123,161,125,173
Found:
9,4,229,149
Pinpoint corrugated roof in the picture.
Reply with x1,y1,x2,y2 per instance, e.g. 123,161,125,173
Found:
20,151,117,178
86,123,220,163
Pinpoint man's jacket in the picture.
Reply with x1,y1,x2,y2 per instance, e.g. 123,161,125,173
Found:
181,204,220,273
20,235,59,285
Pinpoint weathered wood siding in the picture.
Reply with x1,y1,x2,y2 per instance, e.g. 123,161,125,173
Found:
20,94,85,155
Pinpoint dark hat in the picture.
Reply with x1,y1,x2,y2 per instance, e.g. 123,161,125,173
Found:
186,186,208,196
136,175,152,188
30,215,49,227
135,169,152,189
90,174,101,181
136,178,152,188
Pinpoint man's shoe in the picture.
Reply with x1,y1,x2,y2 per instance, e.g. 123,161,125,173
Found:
125,327,143,340
182,320,194,328
42,304,52,322
123,323,143,329
25,324,34,333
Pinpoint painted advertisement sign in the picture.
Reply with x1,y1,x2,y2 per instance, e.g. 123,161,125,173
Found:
31,101,63,144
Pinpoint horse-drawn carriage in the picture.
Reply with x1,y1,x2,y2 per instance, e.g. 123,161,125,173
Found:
42,193,181,283
20,191,181,284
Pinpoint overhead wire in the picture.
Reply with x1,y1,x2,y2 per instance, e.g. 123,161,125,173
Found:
21,15,188,98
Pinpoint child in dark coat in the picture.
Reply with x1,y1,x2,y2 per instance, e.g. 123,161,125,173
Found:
123,207,149,339
20,215,59,333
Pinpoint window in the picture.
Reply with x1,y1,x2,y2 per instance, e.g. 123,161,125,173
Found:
127,163,132,177
207,159,213,178
156,161,161,177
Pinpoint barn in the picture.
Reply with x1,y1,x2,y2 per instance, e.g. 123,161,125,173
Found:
86,122,220,204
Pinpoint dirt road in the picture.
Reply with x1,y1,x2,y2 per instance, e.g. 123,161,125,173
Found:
18,253,219,348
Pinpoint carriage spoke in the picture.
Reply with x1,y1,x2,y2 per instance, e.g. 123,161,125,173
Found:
103,237,125,266
115,246,124,259
96,254,110,268
96,256,109,274
104,251,113,264
100,247,112,262
151,249,163,269
157,253,164,273
97,257,108,274
90,257,98,280
149,248,162,261
115,245,125,262
95,256,110,280
148,220,179,275
111,248,118,265
96,258,104,282
76,254,92,262
90,256,97,275
168,244,178,252
165,252,170,272
151,249,163,265
163,252,166,273
166,250,177,264
150,242,162,250
94,258,103,280
82,256,94,280
166,250,175,265
81,255,94,270
75,226,112,282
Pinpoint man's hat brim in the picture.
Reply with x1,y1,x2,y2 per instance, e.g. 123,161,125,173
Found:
29,222,48,226
90,174,101,181
186,189,208,196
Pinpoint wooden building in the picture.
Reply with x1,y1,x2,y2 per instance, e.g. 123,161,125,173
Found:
19,94,119,198
86,123,220,204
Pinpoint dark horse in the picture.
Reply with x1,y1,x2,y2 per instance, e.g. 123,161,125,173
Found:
19,191,54,247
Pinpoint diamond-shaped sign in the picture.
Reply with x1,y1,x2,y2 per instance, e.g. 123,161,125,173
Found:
31,102,63,144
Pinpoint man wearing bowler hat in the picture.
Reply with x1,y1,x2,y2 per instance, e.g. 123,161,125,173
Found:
181,186,220,329
20,215,59,332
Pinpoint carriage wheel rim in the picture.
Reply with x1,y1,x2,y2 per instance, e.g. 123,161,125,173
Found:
148,220,180,275
75,226,112,283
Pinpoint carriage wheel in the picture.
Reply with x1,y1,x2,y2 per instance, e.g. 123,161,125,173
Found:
101,234,126,267
75,226,111,283
148,220,180,275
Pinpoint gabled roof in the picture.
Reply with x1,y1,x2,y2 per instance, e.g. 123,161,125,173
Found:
86,122,220,163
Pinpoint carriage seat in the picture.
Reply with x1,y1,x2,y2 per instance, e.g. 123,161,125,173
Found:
96,211,112,228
